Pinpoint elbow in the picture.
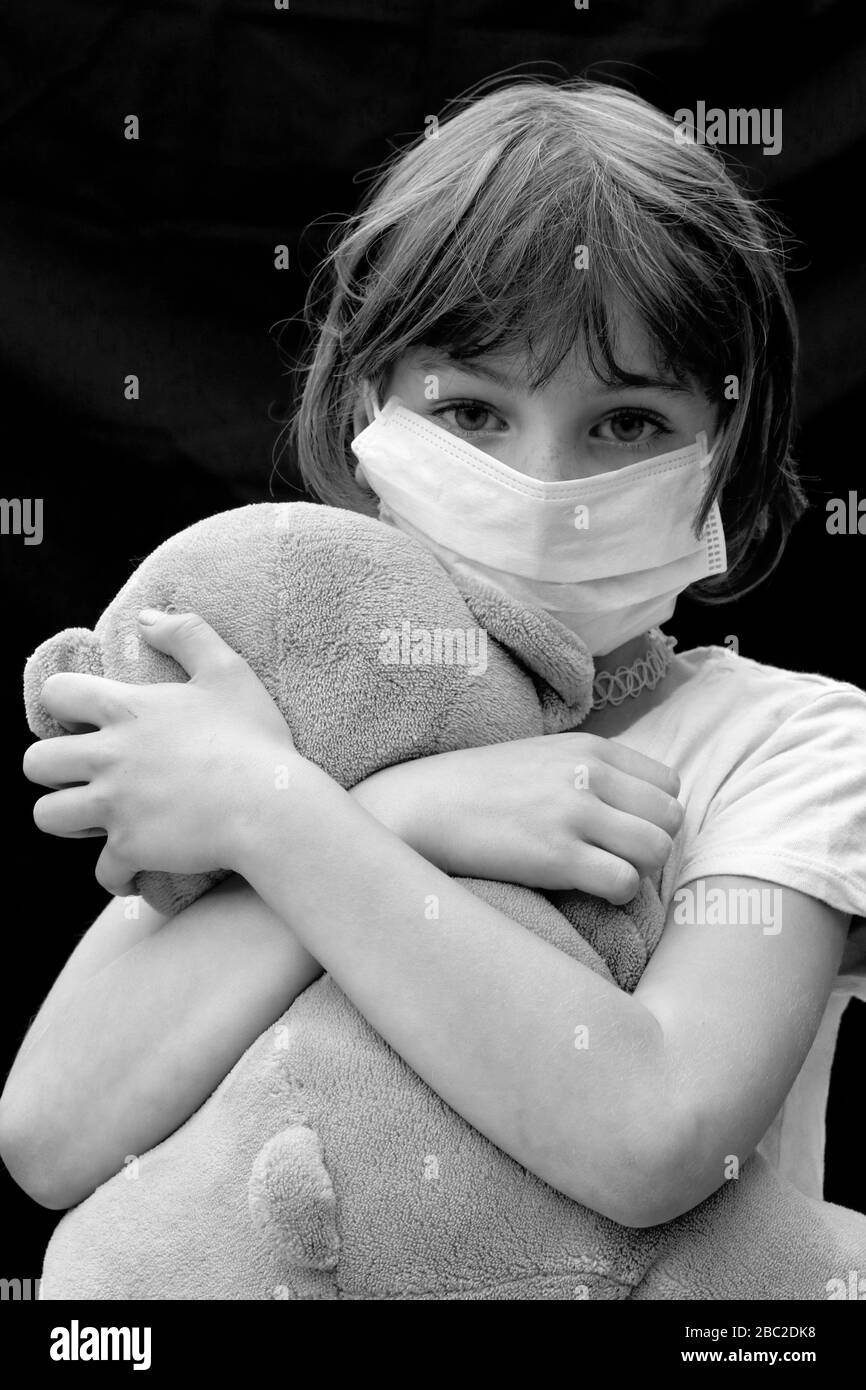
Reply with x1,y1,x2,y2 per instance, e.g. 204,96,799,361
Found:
603,1182,702,1232
0,1087,82,1211
595,1110,718,1230
556,1103,714,1231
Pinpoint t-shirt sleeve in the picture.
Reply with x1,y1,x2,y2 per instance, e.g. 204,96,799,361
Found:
675,686,866,923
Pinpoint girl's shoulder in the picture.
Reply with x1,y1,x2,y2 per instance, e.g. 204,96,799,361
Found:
652,645,866,928
627,642,866,796
670,644,866,724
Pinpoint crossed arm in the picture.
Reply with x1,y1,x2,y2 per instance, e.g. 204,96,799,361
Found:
0,758,847,1225
0,612,850,1223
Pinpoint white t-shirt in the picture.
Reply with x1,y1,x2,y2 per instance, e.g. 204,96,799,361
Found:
582,642,866,1199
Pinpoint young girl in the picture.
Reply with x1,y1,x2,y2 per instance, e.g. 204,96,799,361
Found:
5,78,866,1240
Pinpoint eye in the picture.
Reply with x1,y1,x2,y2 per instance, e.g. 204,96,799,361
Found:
431,400,506,436
593,409,671,448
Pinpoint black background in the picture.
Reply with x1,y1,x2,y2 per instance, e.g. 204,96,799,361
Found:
1,0,864,1278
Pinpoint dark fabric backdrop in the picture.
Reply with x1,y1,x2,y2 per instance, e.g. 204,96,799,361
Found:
2,0,864,1277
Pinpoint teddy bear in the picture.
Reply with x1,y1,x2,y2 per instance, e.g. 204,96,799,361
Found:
25,501,866,1299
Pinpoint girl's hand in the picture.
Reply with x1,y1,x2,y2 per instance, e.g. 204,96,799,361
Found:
354,735,683,904
22,610,301,896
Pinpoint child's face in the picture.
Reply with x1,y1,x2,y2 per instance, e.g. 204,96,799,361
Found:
375,304,719,482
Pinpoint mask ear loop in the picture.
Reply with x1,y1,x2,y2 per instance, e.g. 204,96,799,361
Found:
695,429,728,572
361,381,382,426
697,429,723,470
353,382,382,491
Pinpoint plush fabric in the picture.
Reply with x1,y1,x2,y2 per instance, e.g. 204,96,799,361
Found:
25,501,866,1299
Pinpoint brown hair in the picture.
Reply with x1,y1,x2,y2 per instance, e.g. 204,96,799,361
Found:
282,76,806,602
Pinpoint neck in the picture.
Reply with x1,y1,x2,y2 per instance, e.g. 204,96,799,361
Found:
594,631,656,674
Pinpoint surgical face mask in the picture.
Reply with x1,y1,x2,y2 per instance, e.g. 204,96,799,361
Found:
350,392,728,658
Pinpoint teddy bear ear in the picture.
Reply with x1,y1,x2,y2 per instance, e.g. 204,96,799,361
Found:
23,627,105,738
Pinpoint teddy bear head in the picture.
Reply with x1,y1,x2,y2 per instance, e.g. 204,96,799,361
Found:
24,501,595,917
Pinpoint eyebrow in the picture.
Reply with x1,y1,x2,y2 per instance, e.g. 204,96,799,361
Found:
418,353,693,396
593,376,694,396
418,354,515,389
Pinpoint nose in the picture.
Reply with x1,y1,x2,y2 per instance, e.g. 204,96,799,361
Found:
512,432,583,483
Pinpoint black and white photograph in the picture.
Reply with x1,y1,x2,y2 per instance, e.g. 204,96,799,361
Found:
1,0,865,1353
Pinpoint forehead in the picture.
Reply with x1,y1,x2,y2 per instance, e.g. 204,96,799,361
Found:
405,298,690,395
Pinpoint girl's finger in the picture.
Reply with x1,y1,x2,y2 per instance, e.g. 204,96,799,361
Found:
564,842,642,906
571,733,681,798
22,732,104,789
136,609,242,681
571,795,674,880
39,672,126,730
32,787,106,839
584,760,684,838
95,844,137,898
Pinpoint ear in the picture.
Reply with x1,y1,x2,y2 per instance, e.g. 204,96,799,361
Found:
450,567,595,725
23,627,105,737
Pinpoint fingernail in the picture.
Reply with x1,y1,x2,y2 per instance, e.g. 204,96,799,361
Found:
138,608,163,625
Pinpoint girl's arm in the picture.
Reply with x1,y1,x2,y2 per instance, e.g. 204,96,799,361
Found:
16,614,850,1225
0,875,321,1209
0,762,448,1211
232,757,850,1228
0,736,675,1217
